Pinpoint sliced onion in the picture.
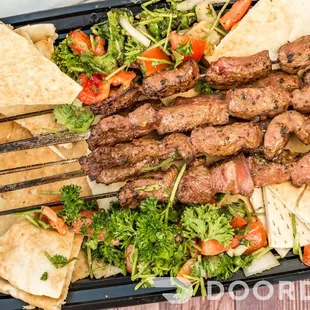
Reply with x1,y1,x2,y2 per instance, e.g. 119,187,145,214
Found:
177,0,226,11
119,17,150,47
243,251,280,277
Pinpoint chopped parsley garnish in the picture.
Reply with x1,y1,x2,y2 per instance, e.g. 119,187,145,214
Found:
40,272,48,281
195,80,214,94
177,41,193,56
45,252,77,269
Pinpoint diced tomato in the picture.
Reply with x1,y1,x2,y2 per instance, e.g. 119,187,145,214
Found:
41,206,69,235
92,36,106,56
78,71,136,105
199,238,239,256
177,258,197,279
170,33,206,63
68,30,92,56
231,216,248,229
140,47,171,76
77,73,110,105
302,245,310,267
241,218,267,254
219,0,252,31
126,244,135,273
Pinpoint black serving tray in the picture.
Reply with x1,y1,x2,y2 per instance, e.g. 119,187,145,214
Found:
1,0,309,309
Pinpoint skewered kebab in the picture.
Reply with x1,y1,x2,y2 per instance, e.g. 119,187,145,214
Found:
303,70,310,86
292,86,310,113
81,122,263,183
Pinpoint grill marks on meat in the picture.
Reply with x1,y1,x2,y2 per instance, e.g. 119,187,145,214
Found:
207,50,272,88
157,93,229,134
278,36,310,74
142,59,200,99
87,103,159,149
118,165,179,208
227,86,291,120
292,86,310,113
191,122,263,157
253,71,302,92
80,133,196,180
247,156,293,187
264,111,310,159
90,86,141,117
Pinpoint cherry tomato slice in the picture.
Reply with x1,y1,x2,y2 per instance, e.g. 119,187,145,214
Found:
68,30,92,56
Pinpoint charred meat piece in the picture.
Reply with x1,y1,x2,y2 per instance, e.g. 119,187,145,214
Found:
254,71,302,92
142,59,200,99
278,36,310,74
227,86,291,120
118,165,179,208
96,158,160,185
292,86,310,113
87,103,159,149
210,154,254,197
80,133,196,179
177,158,213,204
247,156,293,187
157,93,229,134
264,111,310,159
291,153,310,187
303,70,310,86
191,122,263,157
207,50,272,88
90,86,141,117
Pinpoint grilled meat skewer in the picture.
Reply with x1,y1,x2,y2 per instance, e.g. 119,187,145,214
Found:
292,86,310,113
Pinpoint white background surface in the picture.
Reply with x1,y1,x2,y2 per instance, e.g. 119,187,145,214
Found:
0,0,100,18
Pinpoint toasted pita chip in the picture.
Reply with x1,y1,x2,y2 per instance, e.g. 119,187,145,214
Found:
71,250,89,283
14,24,58,43
295,185,310,226
0,25,81,108
0,233,82,310
263,186,310,248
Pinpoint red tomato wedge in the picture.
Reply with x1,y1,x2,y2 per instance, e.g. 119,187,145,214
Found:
231,216,248,229
68,30,92,56
241,218,267,254
177,258,197,279
219,0,252,31
41,206,69,235
126,244,135,273
170,33,206,63
78,71,136,105
140,47,171,76
92,36,106,56
199,238,239,256
302,245,310,267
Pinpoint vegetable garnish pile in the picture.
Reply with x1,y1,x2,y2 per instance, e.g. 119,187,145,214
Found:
52,0,249,110
16,176,279,298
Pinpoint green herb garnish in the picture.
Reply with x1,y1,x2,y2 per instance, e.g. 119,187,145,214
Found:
177,41,193,56
45,252,77,269
40,272,48,281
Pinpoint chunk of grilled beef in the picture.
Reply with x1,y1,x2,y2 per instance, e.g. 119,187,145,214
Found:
227,86,291,120
292,86,310,113
247,156,293,187
80,133,196,180
303,70,310,86
157,93,229,134
278,36,310,74
291,153,310,187
141,59,200,99
118,165,179,208
96,158,160,185
177,158,213,204
207,50,272,87
90,86,141,116
191,122,263,157
87,103,159,149
264,111,310,159
178,155,254,204
254,71,302,92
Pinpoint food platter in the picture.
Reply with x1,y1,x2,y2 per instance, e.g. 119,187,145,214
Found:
2,0,310,309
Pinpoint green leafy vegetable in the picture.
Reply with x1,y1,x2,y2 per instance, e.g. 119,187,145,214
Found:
40,272,48,281
124,37,146,66
194,80,214,94
45,252,77,269
53,103,94,133
177,41,193,56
